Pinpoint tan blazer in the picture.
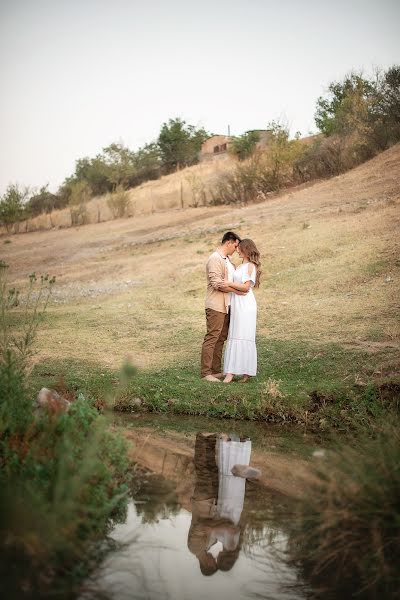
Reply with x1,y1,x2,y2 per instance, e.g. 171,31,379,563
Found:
205,251,234,314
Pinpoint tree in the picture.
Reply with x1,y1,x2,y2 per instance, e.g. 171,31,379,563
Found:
157,118,209,172
101,143,137,190
373,65,400,148
74,156,110,196
315,73,375,137
0,184,29,232
135,143,162,183
230,131,260,161
265,122,302,190
314,66,400,157
26,185,67,217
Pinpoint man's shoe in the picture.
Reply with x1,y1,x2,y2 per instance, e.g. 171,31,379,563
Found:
202,374,221,382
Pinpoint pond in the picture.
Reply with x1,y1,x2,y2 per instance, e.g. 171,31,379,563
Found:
85,414,327,600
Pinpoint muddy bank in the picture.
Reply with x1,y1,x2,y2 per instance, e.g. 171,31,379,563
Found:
114,417,319,499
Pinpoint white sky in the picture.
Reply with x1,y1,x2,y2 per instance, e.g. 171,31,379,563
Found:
0,0,399,194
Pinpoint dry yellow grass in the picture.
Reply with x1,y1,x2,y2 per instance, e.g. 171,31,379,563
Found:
2,144,399,371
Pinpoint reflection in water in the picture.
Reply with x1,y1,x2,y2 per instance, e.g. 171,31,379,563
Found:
188,433,251,576
87,430,305,600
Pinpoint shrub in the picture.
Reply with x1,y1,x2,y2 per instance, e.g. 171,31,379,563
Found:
0,264,55,368
106,185,131,218
211,123,303,204
0,267,131,596
289,426,400,598
0,184,29,232
229,131,260,161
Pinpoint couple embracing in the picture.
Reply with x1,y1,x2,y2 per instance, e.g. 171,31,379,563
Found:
200,231,261,384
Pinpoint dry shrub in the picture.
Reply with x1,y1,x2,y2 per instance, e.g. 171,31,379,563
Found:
185,172,207,207
106,185,131,219
294,133,379,182
261,377,285,399
70,204,88,226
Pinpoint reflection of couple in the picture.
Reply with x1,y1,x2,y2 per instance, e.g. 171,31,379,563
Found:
200,231,261,383
187,432,251,575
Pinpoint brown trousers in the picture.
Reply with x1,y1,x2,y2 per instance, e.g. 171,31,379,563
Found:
200,308,230,377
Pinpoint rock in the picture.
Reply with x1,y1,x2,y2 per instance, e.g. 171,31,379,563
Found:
231,464,261,479
36,388,71,412
132,397,142,407
312,449,326,459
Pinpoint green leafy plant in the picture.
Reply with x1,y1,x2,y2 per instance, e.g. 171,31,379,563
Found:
0,262,55,368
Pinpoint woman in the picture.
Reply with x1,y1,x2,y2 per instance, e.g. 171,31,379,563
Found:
220,239,261,383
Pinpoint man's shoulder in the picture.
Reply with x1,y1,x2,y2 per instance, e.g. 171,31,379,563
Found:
207,251,224,264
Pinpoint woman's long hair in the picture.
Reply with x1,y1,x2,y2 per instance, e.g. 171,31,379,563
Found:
239,239,262,288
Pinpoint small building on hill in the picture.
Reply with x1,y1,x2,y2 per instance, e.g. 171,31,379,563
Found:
200,129,273,161
200,134,232,161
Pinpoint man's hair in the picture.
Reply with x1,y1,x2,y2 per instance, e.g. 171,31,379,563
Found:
221,231,241,244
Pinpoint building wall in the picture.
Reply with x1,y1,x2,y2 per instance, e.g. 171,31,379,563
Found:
200,135,232,161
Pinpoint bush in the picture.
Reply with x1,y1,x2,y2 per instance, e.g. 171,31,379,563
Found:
26,185,68,218
289,426,400,598
229,131,260,161
106,185,131,218
0,267,131,596
211,123,303,204
0,184,29,232
311,65,400,177
294,135,350,181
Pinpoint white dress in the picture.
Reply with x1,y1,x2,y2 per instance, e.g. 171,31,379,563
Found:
223,263,257,376
216,438,252,526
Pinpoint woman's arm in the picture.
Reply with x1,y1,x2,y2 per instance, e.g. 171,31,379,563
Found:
218,279,251,292
223,285,248,295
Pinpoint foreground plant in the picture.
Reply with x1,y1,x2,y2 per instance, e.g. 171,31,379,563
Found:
0,261,55,368
288,426,400,598
0,264,131,598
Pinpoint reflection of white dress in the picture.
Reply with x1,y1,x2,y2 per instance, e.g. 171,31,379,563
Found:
216,439,252,526
224,263,257,376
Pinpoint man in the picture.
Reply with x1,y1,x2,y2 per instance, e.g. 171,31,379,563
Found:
200,231,242,382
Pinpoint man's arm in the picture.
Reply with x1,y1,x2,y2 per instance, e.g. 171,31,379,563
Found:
208,256,247,295
208,256,226,290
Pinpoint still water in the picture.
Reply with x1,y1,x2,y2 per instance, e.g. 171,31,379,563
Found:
88,414,321,600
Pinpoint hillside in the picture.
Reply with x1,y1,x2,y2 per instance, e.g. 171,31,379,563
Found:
10,155,236,233
3,142,399,377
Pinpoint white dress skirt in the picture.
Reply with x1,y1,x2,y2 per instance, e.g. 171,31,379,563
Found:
216,438,252,526
223,263,257,376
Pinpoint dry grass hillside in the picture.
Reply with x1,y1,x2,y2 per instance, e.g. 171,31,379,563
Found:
2,144,399,379
10,155,236,233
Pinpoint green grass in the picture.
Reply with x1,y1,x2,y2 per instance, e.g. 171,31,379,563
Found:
28,337,399,432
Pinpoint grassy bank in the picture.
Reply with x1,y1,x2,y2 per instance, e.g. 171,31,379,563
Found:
29,337,399,432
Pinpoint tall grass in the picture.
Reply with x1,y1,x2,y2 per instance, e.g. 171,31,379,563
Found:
288,426,400,598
